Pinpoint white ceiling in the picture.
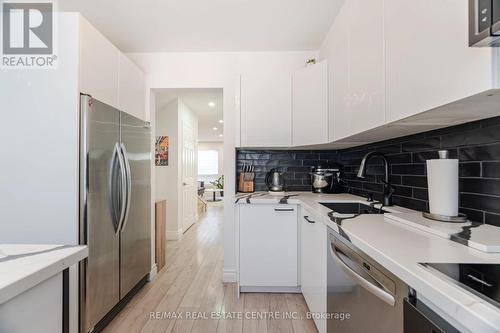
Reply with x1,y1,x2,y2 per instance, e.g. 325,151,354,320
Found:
156,88,224,142
58,0,341,52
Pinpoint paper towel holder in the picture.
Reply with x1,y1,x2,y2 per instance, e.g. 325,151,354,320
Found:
437,150,449,159
422,212,468,223
423,149,467,223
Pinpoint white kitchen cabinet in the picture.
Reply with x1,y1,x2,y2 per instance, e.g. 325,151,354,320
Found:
239,204,298,288
325,3,351,141
79,17,120,108
348,0,385,134
80,17,147,120
326,0,385,140
0,273,62,333
384,0,492,123
300,208,327,333
292,60,329,146
240,72,292,147
118,53,147,121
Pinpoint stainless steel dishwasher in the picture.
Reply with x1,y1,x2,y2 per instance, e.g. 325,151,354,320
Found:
327,227,408,333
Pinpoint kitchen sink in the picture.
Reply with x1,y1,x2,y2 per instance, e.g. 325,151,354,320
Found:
321,202,387,226
320,202,387,215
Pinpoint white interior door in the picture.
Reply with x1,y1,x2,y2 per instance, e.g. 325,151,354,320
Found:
181,120,197,232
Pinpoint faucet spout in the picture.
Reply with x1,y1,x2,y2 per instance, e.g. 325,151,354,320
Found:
357,151,393,206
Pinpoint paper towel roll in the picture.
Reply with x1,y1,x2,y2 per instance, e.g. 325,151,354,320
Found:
426,157,459,217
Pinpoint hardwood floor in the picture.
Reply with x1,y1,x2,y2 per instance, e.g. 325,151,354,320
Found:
103,205,317,333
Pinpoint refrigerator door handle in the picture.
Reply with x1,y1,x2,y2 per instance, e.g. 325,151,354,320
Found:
108,143,121,232
119,143,132,232
115,143,128,234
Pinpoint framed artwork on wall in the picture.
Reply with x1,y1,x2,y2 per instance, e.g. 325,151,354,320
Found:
155,136,169,166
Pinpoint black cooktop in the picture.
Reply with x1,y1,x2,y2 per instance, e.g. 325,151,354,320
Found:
422,263,500,308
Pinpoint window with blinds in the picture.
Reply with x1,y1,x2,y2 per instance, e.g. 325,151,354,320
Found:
198,150,219,175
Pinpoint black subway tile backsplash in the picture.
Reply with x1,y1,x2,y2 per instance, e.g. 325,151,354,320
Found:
386,153,412,164
442,125,500,148
362,182,384,193
459,207,485,223
483,162,500,178
459,162,481,177
412,187,429,201
412,149,458,163
460,178,500,196
481,116,500,128
459,143,500,161
392,185,413,198
485,213,500,227
401,176,428,188
295,153,319,160
376,144,402,154
402,137,441,152
392,195,428,212
460,193,500,214
391,164,426,175
236,116,500,225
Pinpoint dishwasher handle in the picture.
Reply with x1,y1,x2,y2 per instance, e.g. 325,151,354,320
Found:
330,242,396,307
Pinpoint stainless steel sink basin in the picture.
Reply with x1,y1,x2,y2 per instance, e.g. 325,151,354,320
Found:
320,202,387,225
320,202,387,214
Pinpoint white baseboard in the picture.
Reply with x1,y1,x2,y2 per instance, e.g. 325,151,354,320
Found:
165,229,183,240
223,269,237,283
240,286,301,293
148,264,158,281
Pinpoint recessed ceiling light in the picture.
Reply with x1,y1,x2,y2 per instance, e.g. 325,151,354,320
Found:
208,102,215,108
219,134,223,137
218,119,224,124
212,127,218,131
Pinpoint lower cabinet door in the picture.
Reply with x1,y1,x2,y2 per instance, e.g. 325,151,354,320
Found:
0,273,63,333
300,209,327,333
239,204,298,287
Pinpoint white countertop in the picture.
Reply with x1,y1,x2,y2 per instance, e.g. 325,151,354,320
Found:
0,244,88,305
236,192,500,333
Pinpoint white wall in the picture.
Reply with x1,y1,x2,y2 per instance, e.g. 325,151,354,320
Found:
155,99,180,238
155,97,198,239
0,13,82,333
0,13,80,245
129,51,317,282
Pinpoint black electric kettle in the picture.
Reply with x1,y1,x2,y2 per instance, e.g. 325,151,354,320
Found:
265,168,285,192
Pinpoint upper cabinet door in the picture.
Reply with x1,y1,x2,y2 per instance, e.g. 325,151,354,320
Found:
80,17,120,108
349,0,385,134
292,60,329,146
385,0,492,123
79,17,120,108
240,72,292,147
326,3,351,141
118,54,146,121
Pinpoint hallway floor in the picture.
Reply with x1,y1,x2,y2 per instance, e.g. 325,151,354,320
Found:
103,205,317,333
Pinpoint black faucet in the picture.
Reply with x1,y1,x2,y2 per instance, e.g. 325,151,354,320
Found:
357,151,394,206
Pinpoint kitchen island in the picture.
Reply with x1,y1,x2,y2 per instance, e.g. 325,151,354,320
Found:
235,192,500,333
0,244,88,333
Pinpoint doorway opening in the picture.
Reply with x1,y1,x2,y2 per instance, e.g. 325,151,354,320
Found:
154,88,224,240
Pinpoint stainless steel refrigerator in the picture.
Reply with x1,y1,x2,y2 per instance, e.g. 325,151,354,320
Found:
79,94,151,333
